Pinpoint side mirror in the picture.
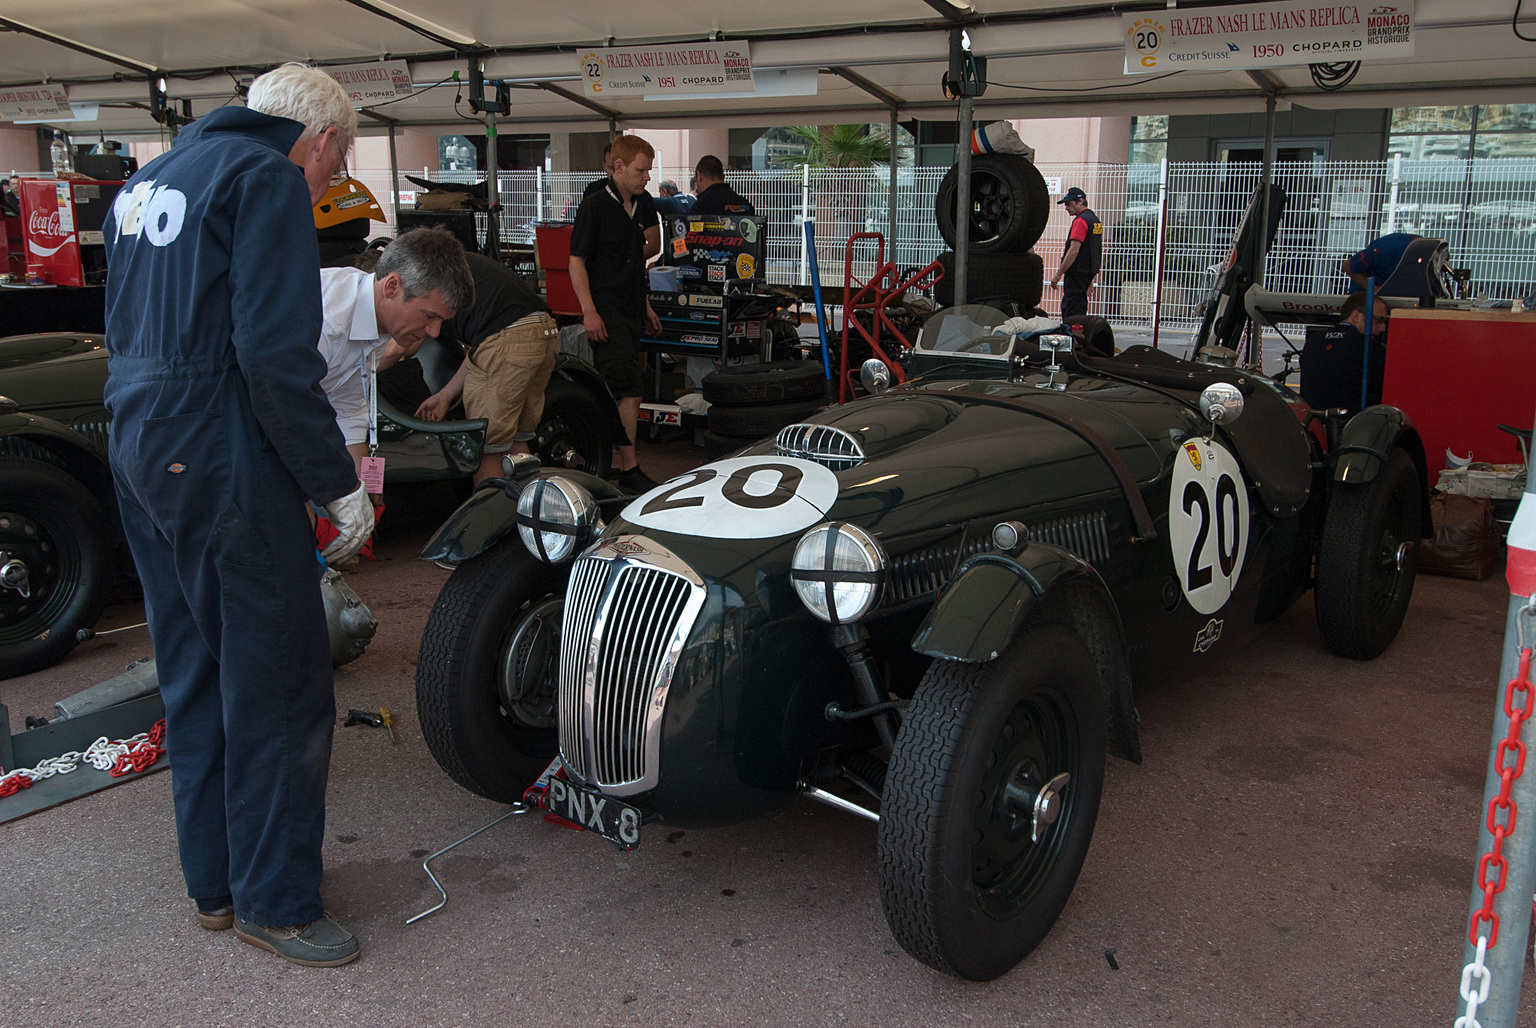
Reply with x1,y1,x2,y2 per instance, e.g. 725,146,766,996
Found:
860,358,892,395
1199,382,1244,434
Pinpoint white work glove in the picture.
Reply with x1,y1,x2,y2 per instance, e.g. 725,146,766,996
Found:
321,480,375,565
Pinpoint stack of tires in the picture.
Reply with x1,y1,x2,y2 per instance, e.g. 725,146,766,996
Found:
701,360,827,460
933,154,1051,311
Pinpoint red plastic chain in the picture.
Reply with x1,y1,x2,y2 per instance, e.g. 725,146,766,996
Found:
1470,649,1534,948
0,774,33,799
108,720,168,779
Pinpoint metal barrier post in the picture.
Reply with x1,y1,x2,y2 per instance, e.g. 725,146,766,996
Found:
1385,152,1402,234
1458,441,1536,1028
1152,157,1169,349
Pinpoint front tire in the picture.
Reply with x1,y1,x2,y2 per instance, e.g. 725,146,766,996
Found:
0,457,113,681
1315,448,1420,659
878,621,1105,980
416,539,567,802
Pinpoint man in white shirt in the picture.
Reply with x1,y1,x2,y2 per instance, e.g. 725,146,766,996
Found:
317,226,475,474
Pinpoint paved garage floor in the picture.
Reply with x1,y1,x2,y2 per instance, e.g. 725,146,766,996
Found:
1,432,1532,1027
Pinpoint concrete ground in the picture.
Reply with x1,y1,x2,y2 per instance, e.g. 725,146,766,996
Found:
1,431,1532,1027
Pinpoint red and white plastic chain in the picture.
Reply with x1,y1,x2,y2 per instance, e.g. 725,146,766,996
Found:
0,719,167,799
1458,646,1535,1028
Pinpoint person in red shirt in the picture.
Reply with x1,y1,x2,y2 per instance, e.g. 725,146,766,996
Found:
1048,187,1103,319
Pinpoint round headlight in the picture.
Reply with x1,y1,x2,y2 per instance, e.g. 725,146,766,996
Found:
790,522,887,624
516,477,598,563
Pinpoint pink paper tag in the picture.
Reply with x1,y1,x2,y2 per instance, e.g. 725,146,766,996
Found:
360,456,386,493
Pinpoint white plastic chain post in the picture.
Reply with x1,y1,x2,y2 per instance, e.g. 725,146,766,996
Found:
1457,934,1492,1028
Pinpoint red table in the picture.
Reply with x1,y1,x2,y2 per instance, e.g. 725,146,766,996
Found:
1382,307,1536,487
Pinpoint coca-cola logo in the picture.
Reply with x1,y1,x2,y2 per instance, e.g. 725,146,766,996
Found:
28,209,65,240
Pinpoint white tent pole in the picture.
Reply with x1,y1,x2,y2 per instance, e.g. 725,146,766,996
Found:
387,122,400,231
887,106,898,257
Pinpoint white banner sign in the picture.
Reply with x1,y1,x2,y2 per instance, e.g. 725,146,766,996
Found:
580,41,753,97
326,61,414,104
0,84,73,121
1124,0,1414,73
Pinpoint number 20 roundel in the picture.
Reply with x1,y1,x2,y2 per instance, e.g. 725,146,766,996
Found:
621,456,840,539
1168,439,1249,615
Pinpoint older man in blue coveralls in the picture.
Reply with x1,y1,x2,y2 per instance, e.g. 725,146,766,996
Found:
103,63,374,968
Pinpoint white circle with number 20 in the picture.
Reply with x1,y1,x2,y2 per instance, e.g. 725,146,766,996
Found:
1168,438,1250,615
621,456,840,539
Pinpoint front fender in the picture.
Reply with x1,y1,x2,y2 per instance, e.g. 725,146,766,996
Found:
1331,405,1426,486
910,543,1141,762
911,545,1097,663
419,469,628,563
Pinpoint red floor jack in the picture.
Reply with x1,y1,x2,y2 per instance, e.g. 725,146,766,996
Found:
838,232,944,403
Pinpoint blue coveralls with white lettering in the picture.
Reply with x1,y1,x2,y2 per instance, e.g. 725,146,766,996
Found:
102,107,358,926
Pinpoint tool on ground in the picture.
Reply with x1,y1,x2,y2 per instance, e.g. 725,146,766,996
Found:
406,805,530,924
343,707,396,744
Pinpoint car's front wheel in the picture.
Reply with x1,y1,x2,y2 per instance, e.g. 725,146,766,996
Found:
1315,447,1420,659
0,457,114,681
878,620,1106,981
416,538,566,802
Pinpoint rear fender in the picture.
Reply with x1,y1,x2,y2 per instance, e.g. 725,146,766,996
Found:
1330,405,1431,535
0,412,118,525
552,354,628,447
911,546,1140,762
419,468,628,563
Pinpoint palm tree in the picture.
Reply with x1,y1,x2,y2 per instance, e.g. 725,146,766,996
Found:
774,126,894,268
774,125,892,169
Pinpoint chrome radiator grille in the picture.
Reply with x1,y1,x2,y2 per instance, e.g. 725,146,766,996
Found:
558,541,704,795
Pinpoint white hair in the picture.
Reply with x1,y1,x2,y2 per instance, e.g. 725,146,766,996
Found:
247,62,358,153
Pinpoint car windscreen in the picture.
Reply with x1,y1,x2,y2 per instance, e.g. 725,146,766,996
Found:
915,305,1013,358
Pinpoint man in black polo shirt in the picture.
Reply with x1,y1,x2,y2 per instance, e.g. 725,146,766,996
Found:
583,140,660,260
690,154,754,215
1300,291,1389,413
569,133,664,493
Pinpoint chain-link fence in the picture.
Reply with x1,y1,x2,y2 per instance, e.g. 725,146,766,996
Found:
360,157,1536,334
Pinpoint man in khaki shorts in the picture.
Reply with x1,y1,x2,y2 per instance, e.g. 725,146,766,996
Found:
415,252,558,483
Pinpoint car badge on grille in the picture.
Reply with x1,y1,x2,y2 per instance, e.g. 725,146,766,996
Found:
603,539,649,556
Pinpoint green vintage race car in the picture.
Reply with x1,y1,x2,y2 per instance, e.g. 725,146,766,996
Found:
0,332,621,679
414,305,1431,981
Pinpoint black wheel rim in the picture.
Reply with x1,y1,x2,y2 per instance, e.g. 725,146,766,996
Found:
968,172,1014,245
496,595,562,729
1368,491,1415,617
0,508,80,647
536,408,602,475
971,686,1080,920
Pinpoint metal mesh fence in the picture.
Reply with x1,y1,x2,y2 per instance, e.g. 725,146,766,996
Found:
364,157,1536,335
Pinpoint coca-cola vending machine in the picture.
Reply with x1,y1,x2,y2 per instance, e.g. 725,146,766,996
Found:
16,177,124,287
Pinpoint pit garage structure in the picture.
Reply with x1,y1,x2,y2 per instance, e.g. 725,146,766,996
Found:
5,0,1536,1020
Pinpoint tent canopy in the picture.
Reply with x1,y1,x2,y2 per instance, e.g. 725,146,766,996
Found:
3,0,1533,138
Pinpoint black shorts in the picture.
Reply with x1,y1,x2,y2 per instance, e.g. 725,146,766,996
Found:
591,311,644,398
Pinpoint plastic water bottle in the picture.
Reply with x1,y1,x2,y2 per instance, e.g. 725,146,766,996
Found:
50,131,72,177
